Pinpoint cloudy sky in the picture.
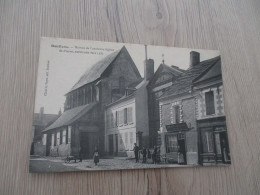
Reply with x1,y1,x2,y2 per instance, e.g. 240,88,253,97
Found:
35,38,220,114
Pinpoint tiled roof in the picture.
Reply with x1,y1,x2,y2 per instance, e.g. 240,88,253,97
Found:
164,64,185,75
69,48,122,92
160,56,221,99
33,113,59,126
43,103,97,132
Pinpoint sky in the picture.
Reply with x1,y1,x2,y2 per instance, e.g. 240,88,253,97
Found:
35,38,220,114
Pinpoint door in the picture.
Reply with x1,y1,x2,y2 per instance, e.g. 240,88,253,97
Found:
115,134,118,156
80,132,89,159
178,137,186,164
219,132,230,163
109,134,114,155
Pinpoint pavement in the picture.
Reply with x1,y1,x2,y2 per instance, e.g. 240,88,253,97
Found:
29,156,192,172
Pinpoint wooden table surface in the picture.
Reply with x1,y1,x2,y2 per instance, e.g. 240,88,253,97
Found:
0,0,260,194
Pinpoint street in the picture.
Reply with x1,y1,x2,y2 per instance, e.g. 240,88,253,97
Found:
29,157,189,172
29,158,78,173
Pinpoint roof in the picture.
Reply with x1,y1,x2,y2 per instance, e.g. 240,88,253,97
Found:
164,64,185,75
161,56,221,99
33,113,59,127
148,63,185,87
68,46,141,93
43,103,97,132
193,59,222,84
69,49,121,92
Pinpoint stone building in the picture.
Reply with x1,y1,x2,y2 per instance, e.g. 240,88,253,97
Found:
42,46,141,158
147,62,185,147
193,57,231,165
159,51,227,165
31,107,59,156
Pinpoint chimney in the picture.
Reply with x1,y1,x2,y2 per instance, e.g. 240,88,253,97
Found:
145,59,154,81
40,107,44,120
190,51,200,67
144,45,154,81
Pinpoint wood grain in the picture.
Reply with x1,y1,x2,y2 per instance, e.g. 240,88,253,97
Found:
0,0,260,194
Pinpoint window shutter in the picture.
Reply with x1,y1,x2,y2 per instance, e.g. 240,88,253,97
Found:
127,107,133,123
124,108,127,124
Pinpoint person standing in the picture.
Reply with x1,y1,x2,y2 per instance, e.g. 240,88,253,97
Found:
79,147,82,162
133,143,139,163
93,147,99,166
152,145,157,164
142,146,147,163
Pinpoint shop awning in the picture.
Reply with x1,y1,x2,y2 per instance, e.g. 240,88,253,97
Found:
42,103,97,132
166,123,189,132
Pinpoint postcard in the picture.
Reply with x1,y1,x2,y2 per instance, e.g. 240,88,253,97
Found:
30,37,231,172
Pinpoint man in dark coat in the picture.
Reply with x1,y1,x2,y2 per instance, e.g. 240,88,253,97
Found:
142,146,147,163
133,143,139,163
152,145,157,164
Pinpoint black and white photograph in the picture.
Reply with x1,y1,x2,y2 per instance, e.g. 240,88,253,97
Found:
30,37,231,173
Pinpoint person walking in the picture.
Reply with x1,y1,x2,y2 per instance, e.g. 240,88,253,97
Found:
133,143,139,163
142,146,147,163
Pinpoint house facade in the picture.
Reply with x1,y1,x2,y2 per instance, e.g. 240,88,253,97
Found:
104,59,153,157
147,63,185,148
193,59,231,165
41,46,141,158
159,52,229,165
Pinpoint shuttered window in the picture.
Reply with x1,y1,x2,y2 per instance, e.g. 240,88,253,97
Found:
205,91,215,115
127,107,133,124
124,108,127,124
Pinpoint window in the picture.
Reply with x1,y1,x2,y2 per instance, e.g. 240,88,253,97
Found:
56,132,60,145
166,134,178,152
51,134,54,146
127,107,133,124
62,130,66,144
201,129,214,153
174,106,180,124
42,134,47,145
117,110,124,126
205,91,215,115
54,133,57,146
68,126,71,144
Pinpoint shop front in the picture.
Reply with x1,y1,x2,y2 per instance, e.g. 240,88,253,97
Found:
164,123,189,164
198,117,231,165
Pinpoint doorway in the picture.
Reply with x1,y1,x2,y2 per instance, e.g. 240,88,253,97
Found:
177,138,187,164
109,134,114,155
80,132,98,159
